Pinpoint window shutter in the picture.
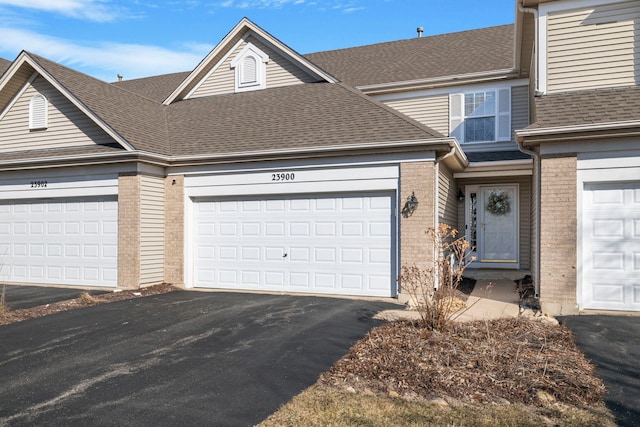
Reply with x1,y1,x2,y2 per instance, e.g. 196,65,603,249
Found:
29,94,47,129
241,56,258,85
496,88,511,141
449,93,464,142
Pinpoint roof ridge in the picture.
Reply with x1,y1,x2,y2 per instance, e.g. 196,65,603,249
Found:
305,24,514,56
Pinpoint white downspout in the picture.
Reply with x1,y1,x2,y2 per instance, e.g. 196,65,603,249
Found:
433,144,457,289
519,2,539,94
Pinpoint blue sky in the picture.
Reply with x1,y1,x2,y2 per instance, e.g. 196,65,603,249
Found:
0,0,516,82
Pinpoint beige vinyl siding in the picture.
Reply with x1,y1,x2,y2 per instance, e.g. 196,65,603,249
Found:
547,1,640,93
384,94,449,136
0,75,114,153
458,176,532,270
190,35,317,98
140,174,165,285
438,163,458,230
511,85,529,139
0,66,34,112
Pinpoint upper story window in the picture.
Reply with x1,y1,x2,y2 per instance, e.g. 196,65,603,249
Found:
230,42,269,93
450,88,510,144
29,93,48,130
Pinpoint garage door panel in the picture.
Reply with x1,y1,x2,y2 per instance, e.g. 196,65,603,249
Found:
583,182,640,310
0,197,117,287
192,193,395,297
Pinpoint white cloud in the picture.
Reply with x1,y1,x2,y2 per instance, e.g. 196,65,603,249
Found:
0,28,211,81
0,0,124,22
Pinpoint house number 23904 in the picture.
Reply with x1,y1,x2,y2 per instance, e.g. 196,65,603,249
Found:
30,180,48,188
271,173,295,182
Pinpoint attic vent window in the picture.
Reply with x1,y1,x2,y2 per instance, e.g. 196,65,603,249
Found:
230,42,269,93
29,93,48,130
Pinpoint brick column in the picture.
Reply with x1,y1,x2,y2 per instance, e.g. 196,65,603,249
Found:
164,175,185,285
399,161,436,269
540,155,578,315
118,173,141,289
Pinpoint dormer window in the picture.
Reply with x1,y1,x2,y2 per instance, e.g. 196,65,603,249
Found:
230,42,269,93
29,93,48,130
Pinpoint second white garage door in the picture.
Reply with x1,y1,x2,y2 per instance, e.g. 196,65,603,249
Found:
0,197,118,287
192,193,395,297
582,182,640,311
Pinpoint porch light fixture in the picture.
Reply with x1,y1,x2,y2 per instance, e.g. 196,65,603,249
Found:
457,189,465,202
402,192,419,217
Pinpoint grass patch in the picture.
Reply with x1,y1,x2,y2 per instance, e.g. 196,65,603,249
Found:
260,385,615,427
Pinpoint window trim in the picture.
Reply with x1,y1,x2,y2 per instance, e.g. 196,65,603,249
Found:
449,87,511,144
29,93,48,130
230,42,269,93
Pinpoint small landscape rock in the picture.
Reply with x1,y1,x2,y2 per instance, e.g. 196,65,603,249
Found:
346,386,356,394
388,391,400,398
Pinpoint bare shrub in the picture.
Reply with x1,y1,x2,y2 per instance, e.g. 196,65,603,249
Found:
78,291,101,305
399,224,474,330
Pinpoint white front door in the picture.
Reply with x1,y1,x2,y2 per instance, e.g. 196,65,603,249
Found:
190,192,395,297
466,185,519,268
582,182,640,311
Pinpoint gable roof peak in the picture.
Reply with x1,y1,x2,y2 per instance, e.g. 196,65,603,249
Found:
162,17,338,105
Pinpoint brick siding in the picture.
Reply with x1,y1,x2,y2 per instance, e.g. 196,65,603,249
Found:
539,155,578,314
118,173,141,289
164,175,184,285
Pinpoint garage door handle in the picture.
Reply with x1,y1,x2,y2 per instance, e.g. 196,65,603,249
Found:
283,253,288,258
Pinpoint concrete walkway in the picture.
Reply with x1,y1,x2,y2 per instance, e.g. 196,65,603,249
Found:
378,279,528,323
452,279,521,322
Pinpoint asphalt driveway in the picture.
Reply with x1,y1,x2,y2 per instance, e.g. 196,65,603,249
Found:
560,315,640,427
0,291,396,426
1,284,108,310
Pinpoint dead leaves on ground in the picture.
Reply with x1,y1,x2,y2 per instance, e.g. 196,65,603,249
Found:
320,318,605,407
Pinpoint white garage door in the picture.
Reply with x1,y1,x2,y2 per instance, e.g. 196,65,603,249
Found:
583,182,640,311
0,197,118,287
192,193,395,297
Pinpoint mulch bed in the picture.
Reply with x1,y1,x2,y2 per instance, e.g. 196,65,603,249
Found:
0,283,177,326
320,318,605,406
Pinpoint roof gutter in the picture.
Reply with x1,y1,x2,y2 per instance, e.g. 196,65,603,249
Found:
517,120,640,140
357,69,519,95
0,138,461,171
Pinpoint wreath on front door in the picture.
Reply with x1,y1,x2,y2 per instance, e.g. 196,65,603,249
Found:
486,190,511,216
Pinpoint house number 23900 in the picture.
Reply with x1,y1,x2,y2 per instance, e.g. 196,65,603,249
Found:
30,180,48,188
271,173,295,182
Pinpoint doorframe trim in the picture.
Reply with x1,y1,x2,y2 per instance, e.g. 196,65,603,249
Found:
465,183,520,269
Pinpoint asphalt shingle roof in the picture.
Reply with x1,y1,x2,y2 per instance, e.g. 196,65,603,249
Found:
0,58,11,77
529,86,640,130
305,25,514,87
167,82,444,156
112,72,190,103
28,53,171,155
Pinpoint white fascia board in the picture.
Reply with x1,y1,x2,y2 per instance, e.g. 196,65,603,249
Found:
0,150,170,172
375,79,528,103
170,151,436,177
164,19,250,105
360,70,521,96
169,138,456,164
21,55,135,152
517,121,640,139
185,37,245,100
